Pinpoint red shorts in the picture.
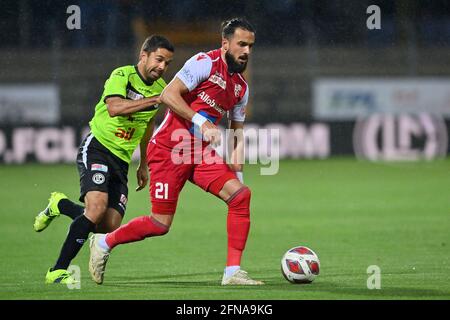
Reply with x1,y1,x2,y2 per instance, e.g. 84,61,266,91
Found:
146,142,237,215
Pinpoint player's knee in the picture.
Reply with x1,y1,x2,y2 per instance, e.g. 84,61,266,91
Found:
227,186,251,206
85,205,108,225
155,226,170,236
86,202,108,215
143,227,169,238
85,192,108,218
144,215,170,237
227,186,251,216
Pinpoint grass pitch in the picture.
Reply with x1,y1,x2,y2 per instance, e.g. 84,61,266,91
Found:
0,158,449,300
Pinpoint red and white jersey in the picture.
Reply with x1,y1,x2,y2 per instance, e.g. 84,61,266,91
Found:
151,48,248,151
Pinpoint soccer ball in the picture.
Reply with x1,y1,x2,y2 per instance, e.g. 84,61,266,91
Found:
281,246,320,284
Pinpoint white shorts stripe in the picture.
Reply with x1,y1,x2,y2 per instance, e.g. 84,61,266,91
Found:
81,133,94,169
152,110,172,139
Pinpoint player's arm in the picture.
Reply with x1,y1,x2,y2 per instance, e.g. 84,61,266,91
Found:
227,87,248,183
103,67,160,117
135,118,155,191
228,120,245,180
105,96,160,117
160,53,221,146
159,78,196,121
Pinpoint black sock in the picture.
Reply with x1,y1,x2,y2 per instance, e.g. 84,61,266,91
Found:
58,199,85,220
52,215,96,270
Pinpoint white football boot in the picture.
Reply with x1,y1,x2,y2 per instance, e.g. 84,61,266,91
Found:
89,234,110,284
221,269,264,285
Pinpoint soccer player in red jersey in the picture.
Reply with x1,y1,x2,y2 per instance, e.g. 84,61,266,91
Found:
89,18,263,285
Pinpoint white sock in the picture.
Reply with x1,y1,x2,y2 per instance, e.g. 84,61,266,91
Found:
98,234,111,251
225,266,240,277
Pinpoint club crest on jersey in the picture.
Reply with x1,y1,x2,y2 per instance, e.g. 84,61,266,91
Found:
208,72,226,90
234,84,242,97
92,173,105,185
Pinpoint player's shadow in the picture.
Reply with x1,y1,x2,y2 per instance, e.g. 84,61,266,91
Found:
313,282,450,298
260,278,450,299
103,271,223,288
102,271,450,298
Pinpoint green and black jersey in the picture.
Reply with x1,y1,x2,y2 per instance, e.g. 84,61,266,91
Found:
89,65,166,163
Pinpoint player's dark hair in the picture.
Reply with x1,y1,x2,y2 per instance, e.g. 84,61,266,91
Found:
141,35,174,53
221,17,256,39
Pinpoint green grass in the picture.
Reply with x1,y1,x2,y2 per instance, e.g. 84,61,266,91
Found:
0,158,449,299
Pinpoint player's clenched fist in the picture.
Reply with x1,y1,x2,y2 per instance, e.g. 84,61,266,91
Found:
201,121,222,147
192,112,222,147
154,95,162,105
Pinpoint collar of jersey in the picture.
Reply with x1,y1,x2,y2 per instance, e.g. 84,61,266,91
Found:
134,65,154,86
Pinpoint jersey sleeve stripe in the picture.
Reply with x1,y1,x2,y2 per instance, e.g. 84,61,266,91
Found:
151,110,172,139
237,73,248,86
103,94,126,103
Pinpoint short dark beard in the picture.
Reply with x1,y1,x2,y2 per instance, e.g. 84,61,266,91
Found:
225,51,247,73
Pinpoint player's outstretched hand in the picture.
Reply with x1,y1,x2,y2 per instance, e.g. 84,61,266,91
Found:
201,121,222,147
136,164,149,191
146,95,161,107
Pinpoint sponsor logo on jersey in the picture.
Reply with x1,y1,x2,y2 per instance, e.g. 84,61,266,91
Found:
115,127,136,141
234,84,242,97
197,91,226,116
114,70,125,77
181,68,194,83
91,163,108,173
92,173,105,185
127,89,144,100
208,72,226,90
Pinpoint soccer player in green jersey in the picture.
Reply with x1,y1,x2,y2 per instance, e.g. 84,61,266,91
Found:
35,35,174,284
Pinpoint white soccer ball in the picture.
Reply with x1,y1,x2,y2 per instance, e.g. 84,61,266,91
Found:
281,246,320,284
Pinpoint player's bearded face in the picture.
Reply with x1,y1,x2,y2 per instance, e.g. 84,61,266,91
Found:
224,28,255,74
225,50,248,74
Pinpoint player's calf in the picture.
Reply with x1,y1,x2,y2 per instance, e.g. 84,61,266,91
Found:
226,186,251,264
221,187,263,285
89,215,170,284
104,215,170,250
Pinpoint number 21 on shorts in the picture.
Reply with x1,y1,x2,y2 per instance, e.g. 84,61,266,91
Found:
155,182,169,199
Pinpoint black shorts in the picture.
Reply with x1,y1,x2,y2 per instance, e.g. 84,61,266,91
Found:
76,133,129,216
